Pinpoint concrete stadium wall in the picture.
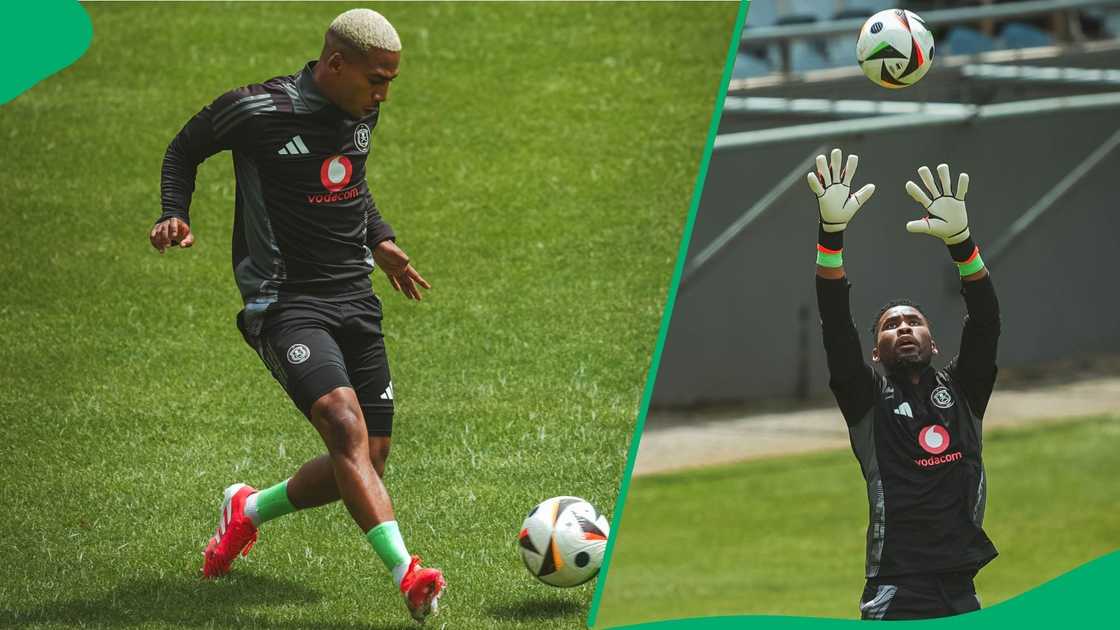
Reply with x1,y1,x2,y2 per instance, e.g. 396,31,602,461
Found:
651,77,1120,408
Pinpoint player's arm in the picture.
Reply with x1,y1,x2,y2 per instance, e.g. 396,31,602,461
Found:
903,163,1000,416
808,148,878,425
151,90,249,253
366,194,431,301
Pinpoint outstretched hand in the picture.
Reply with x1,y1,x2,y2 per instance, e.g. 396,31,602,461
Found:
150,217,194,253
373,239,431,301
904,163,971,244
807,147,876,232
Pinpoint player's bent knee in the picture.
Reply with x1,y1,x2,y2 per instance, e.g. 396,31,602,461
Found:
310,390,366,455
320,411,366,456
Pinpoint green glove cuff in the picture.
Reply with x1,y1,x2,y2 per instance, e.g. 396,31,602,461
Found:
957,248,985,276
816,244,843,268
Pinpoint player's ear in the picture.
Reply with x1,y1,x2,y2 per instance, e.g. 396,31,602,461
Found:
871,347,880,363
326,50,347,73
931,340,939,356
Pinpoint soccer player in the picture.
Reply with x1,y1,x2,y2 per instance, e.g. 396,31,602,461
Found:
809,149,1000,620
149,9,444,623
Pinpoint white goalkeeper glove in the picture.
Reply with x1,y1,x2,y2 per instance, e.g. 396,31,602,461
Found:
904,163,971,244
806,148,877,233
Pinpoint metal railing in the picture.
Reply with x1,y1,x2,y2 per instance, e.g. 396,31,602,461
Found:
714,90,1120,151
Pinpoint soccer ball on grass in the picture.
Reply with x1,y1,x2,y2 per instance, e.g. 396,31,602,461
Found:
518,496,610,587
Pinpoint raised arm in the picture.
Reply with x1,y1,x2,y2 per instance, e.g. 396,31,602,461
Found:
150,89,251,253
809,148,878,425
903,163,1000,416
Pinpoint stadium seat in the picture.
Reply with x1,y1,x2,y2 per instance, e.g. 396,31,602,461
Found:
840,0,893,12
767,15,831,72
1100,11,1120,38
742,0,777,27
943,26,998,55
828,8,875,69
1000,22,1054,49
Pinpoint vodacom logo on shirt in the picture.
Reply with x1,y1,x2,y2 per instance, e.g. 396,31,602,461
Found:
915,424,961,467
308,155,359,204
320,155,353,191
918,425,950,454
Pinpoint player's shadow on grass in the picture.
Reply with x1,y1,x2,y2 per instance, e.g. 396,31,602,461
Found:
488,596,584,622
0,572,413,630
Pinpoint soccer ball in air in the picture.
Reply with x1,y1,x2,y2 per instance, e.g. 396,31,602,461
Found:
857,9,934,88
519,496,610,587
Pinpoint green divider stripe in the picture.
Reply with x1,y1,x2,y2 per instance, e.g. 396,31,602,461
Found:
586,1,752,627
605,551,1119,629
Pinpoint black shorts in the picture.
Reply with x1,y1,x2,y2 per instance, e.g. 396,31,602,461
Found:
237,293,394,436
859,571,980,620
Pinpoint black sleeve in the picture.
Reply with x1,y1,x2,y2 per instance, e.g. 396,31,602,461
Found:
948,274,1000,418
158,89,252,225
817,276,877,425
364,191,396,249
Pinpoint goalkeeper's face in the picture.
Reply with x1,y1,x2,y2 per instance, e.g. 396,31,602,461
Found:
872,305,938,371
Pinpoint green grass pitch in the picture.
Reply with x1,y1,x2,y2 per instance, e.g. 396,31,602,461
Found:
595,416,1120,628
0,3,738,628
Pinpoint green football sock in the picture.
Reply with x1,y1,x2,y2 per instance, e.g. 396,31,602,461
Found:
366,521,411,584
247,480,297,526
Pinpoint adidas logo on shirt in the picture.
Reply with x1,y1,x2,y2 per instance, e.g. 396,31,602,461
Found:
380,382,394,401
894,402,913,418
277,135,310,155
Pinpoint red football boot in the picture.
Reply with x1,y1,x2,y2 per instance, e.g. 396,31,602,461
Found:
201,483,258,578
400,555,446,623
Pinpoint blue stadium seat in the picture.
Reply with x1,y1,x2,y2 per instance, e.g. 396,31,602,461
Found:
827,8,874,69
1106,12,1120,38
767,15,831,72
1000,22,1054,49
743,0,777,27
943,26,998,55
840,0,892,12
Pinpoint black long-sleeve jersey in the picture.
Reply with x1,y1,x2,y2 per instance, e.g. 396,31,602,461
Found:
817,274,1001,579
159,61,395,329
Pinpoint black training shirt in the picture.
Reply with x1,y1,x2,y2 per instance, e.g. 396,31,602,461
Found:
817,274,1001,578
158,61,395,329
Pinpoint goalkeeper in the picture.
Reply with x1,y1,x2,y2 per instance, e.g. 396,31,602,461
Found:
810,148,1000,620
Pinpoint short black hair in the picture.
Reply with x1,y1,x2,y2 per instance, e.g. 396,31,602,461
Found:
870,299,930,337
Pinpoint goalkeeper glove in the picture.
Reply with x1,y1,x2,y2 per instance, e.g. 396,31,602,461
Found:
904,163,970,244
905,163,985,276
807,148,876,233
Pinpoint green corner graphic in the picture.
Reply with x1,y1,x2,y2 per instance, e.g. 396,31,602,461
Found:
1,1,92,105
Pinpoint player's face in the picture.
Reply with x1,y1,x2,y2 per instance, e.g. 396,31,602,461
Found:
331,47,400,118
872,306,937,370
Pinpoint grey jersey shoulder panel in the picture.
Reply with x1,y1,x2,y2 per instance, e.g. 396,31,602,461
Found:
213,92,277,138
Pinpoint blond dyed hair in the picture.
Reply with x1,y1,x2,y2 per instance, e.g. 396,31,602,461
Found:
327,8,401,55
